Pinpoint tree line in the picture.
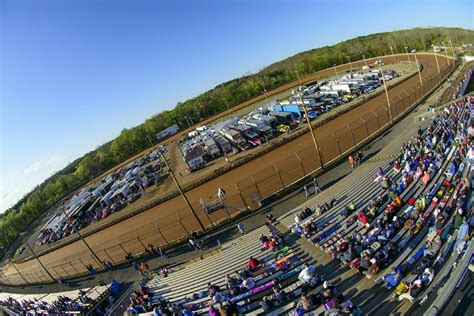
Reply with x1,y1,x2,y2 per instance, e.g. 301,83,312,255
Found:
1,27,473,253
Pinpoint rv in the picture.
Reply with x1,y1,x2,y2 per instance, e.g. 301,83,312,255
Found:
213,135,232,153
270,111,294,125
253,114,277,128
204,138,221,158
258,125,275,139
184,147,206,171
244,119,266,132
220,128,247,149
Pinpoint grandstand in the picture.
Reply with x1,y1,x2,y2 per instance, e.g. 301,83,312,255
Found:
0,281,118,315
119,95,472,315
1,64,472,316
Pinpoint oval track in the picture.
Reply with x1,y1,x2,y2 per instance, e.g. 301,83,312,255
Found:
2,54,452,284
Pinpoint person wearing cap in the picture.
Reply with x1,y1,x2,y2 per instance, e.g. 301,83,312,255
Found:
322,282,335,299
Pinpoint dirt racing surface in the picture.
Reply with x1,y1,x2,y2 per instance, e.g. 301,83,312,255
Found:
1,54,454,283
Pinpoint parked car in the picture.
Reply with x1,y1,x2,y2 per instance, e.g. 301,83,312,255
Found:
306,111,318,120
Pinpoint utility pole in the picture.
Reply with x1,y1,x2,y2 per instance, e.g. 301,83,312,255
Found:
60,208,104,268
295,70,324,170
404,46,411,63
442,41,449,62
389,46,396,64
223,98,231,119
333,64,339,79
448,39,456,67
379,64,393,123
25,242,55,282
433,50,441,75
160,153,206,231
346,56,353,72
413,51,423,86
261,77,271,107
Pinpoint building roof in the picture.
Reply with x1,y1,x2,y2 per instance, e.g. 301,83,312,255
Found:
185,146,205,161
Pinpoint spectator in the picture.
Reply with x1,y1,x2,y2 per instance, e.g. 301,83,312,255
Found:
273,287,288,303
383,266,402,288
237,223,245,234
424,235,442,257
356,151,363,165
300,292,314,310
398,279,424,302
260,296,274,312
87,264,96,275
209,305,222,316
313,179,322,194
456,217,470,245
188,237,198,250
348,154,355,169
248,257,260,270
374,167,385,182
242,276,255,290
453,209,464,230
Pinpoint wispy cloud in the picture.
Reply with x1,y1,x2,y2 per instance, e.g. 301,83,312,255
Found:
46,154,67,167
1,153,70,212
23,161,42,175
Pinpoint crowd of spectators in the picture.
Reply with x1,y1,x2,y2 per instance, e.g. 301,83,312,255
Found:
0,291,87,314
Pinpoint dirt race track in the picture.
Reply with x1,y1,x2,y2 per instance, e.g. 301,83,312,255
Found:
1,54,453,285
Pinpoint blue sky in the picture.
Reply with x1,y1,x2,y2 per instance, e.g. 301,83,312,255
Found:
1,0,473,212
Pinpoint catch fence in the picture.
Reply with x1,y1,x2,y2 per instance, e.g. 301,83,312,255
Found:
0,63,455,286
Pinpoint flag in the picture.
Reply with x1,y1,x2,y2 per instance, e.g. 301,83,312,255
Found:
218,187,226,199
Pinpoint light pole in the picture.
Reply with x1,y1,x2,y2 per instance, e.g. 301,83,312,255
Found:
295,70,324,170
333,64,339,79
362,55,368,67
60,207,104,268
160,153,206,231
25,242,55,282
404,46,411,63
223,98,231,119
389,46,396,64
413,51,423,86
346,56,353,72
379,64,393,123
442,41,449,61
433,49,441,76
448,39,455,67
